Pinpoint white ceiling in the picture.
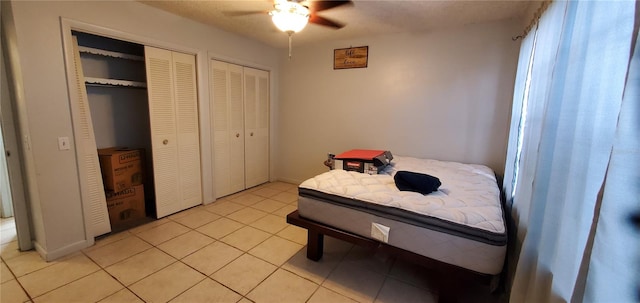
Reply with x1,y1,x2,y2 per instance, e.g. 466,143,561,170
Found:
140,0,535,48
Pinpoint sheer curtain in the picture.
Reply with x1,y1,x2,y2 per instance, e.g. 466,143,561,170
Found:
504,1,638,302
584,27,640,302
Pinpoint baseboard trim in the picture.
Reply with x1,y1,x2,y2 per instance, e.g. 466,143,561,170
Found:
276,177,304,185
33,239,90,262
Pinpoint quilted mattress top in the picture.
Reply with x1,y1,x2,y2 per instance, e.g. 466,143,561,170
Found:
299,156,505,235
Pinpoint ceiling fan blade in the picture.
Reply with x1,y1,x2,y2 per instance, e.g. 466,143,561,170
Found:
222,10,268,17
308,0,352,12
309,15,345,29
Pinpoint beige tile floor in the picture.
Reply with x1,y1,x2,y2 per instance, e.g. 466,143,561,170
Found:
0,182,503,303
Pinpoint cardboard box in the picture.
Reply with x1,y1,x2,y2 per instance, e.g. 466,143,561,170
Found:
106,184,145,228
98,148,144,191
334,149,393,174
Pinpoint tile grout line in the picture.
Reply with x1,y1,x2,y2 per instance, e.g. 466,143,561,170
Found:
1,245,35,303
162,274,209,303
177,189,313,302
80,248,139,301
24,261,103,301
373,272,391,303
317,242,365,302
83,236,183,303
4,183,315,303
127,190,280,302
96,258,147,303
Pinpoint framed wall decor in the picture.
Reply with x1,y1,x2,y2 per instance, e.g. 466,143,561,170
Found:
334,46,368,69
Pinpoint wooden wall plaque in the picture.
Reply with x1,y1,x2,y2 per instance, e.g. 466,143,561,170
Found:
334,46,368,69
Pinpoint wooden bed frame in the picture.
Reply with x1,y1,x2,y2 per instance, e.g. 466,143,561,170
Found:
286,210,503,303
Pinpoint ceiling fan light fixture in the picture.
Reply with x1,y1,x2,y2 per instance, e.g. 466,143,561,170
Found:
270,1,309,33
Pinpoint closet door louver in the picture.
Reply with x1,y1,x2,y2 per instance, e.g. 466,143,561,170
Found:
71,37,111,236
145,46,201,218
211,60,245,197
244,67,269,188
211,62,230,196
145,46,180,218
172,52,202,209
229,66,245,193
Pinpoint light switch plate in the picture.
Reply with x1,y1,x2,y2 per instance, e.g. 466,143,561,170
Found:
58,137,70,150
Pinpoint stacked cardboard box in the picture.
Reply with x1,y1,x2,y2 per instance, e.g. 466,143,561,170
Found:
105,184,145,228
98,148,146,229
98,148,144,192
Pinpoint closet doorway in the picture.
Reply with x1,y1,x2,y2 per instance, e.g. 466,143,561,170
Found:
62,21,203,239
1,20,33,251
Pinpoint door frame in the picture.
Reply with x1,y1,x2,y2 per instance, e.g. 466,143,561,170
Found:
1,0,34,251
60,18,207,241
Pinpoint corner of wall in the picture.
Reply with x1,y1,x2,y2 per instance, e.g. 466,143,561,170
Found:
33,238,90,262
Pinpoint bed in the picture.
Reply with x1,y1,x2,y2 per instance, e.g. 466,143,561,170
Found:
286,156,507,301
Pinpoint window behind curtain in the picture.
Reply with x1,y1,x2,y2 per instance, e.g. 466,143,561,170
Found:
511,30,537,199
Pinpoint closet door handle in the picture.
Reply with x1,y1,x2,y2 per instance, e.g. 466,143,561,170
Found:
236,133,240,138
163,139,169,145
250,132,254,137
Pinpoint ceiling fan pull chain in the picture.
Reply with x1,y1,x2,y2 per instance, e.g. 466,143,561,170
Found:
288,32,293,60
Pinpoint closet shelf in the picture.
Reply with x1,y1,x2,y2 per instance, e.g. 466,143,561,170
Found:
85,77,147,88
78,46,144,61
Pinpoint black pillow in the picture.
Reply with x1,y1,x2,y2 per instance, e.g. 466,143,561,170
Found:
394,171,441,194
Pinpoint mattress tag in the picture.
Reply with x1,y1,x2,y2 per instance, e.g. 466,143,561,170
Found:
371,223,390,243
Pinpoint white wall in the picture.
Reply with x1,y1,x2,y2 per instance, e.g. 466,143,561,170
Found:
277,20,520,184
7,0,280,259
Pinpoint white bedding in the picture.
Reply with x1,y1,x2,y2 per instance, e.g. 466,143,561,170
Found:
299,156,504,234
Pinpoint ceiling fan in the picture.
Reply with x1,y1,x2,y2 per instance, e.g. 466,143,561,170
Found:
226,0,353,58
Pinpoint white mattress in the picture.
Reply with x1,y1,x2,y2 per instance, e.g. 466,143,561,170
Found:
297,156,507,275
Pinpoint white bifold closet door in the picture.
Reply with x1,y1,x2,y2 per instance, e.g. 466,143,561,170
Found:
70,36,111,237
145,46,202,218
211,60,269,198
243,67,269,188
211,61,245,197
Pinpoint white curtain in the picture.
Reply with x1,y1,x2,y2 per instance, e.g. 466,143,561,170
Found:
504,0,638,302
584,27,640,302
